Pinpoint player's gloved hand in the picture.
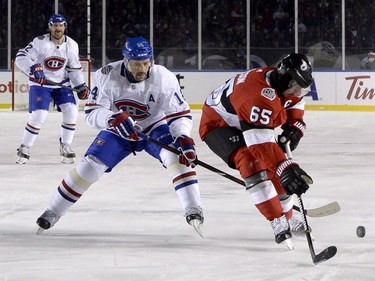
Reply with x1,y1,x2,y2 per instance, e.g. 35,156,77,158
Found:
29,63,46,85
108,111,139,140
276,159,313,196
176,136,197,167
278,120,305,152
74,83,90,100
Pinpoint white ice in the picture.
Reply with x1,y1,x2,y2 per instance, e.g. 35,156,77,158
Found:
0,110,374,281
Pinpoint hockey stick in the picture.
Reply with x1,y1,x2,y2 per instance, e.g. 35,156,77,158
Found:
137,132,340,217
20,69,78,92
285,142,337,265
44,79,78,92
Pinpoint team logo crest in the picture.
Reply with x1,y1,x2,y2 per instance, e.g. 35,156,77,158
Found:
261,88,276,101
95,138,105,146
115,99,150,120
44,56,65,71
101,65,113,74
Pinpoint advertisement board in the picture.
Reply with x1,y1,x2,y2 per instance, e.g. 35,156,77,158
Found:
1,70,375,110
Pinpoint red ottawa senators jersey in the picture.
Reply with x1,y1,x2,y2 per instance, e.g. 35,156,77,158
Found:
199,67,305,173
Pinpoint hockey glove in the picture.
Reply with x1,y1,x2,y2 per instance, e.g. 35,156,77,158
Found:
176,136,197,167
108,111,139,140
278,120,306,152
29,63,46,85
276,159,313,196
74,83,90,100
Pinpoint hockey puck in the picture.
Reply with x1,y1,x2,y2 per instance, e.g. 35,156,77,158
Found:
356,226,366,238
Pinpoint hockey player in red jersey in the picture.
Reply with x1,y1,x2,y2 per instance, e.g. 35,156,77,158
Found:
199,53,314,249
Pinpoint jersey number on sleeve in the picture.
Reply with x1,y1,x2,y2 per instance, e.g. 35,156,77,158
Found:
174,91,185,105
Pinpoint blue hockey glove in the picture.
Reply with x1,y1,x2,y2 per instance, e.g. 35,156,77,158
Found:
29,63,46,85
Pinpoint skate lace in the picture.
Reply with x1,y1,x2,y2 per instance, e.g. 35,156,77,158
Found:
185,207,204,224
60,143,75,157
17,145,30,157
62,144,74,154
271,215,289,236
289,216,304,232
41,210,60,224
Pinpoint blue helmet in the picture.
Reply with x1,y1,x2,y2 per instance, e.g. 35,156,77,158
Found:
48,14,67,28
122,36,153,61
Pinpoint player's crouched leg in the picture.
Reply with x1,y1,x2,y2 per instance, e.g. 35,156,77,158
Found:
36,155,108,233
160,149,204,237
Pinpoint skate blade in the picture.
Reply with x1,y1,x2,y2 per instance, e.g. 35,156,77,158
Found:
283,238,294,250
36,227,46,235
190,219,204,238
16,157,28,164
61,157,75,164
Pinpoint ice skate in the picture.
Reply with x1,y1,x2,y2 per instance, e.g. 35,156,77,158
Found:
16,144,30,164
289,215,311,237
271,215,293,250
59,138,75,164
186,207,204,238
36,209,60,234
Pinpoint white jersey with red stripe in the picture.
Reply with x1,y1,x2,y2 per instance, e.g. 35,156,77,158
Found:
15,34,85,88
84,61,192,139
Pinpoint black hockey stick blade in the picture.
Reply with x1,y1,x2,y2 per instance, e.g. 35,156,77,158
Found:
299,197,337,265
313,246,337,265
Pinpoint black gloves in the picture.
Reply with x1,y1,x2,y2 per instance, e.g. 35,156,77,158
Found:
276,159,313,196
278,120,305,152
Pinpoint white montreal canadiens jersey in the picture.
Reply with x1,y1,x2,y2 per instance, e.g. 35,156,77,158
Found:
15,34,84,87
85,61,192,138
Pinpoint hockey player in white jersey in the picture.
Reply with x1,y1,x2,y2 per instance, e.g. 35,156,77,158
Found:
15,14,90,164
36,36,204,237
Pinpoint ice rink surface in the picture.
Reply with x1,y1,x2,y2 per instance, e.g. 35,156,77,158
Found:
0,109,374,281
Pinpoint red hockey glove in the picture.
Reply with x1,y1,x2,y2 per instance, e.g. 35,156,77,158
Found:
108,111,139,140
176,136,197,167
74,83,90,100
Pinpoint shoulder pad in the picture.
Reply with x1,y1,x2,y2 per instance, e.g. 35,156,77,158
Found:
100,65,113,74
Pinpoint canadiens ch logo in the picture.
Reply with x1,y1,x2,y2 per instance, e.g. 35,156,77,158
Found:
95,138,105,146
44,56,65,71
261,88,276,101
115,99,150,120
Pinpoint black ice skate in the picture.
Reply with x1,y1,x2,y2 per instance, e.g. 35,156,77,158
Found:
36,209,60,234
186,207,204,238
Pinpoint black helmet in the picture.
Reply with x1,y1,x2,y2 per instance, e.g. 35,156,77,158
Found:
277,53,314,89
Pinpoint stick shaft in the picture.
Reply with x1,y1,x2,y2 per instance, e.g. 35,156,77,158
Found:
140,133,337,217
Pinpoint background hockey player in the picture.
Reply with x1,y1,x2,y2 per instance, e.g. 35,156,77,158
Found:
36,36,204,237
199,53,314,249
15,14,90,164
